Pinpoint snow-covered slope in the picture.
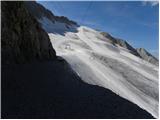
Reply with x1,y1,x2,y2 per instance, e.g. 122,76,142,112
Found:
43,24,158,118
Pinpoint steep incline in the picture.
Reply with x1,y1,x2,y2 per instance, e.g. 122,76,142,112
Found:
48,26,158,118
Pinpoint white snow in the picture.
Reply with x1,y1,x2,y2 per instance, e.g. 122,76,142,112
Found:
40,18,158,118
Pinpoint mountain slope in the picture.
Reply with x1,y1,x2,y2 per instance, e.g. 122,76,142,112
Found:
48,26,158,118
136,48,159,66
24,1,158,118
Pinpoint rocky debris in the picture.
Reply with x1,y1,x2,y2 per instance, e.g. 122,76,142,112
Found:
2,1,56,64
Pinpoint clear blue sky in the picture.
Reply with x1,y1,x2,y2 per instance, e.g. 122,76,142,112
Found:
37,1,159,58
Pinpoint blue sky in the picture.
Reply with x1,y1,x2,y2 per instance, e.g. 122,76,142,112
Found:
37,1,159,58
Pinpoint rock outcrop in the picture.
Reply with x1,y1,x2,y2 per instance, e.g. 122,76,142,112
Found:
136,48,159,66
101,32,141,57
2,1,56,64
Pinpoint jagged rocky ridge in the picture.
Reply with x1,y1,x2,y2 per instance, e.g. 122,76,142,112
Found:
100,32,158,65
100,32,141,57
24,1,78,27
2,1,56,64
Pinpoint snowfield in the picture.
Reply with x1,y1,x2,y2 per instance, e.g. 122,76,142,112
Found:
40,18,159,118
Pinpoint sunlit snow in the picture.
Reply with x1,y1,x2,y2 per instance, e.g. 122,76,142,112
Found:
40,17,159,118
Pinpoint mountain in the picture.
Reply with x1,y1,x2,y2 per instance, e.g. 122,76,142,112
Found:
136,48,159,66
2,1,158,119
25,1,158,66
2,1,56,64
24,1,158,118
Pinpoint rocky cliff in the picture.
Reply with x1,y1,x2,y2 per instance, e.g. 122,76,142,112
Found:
2,1,56,64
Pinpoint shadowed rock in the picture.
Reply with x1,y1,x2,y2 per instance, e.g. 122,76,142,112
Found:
2,1,56,64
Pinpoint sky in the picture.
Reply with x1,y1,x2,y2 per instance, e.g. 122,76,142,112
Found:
37,1,159,58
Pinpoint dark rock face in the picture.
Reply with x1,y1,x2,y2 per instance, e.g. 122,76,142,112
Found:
24,1,78,26
2,1,56,64
136,48,159,66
